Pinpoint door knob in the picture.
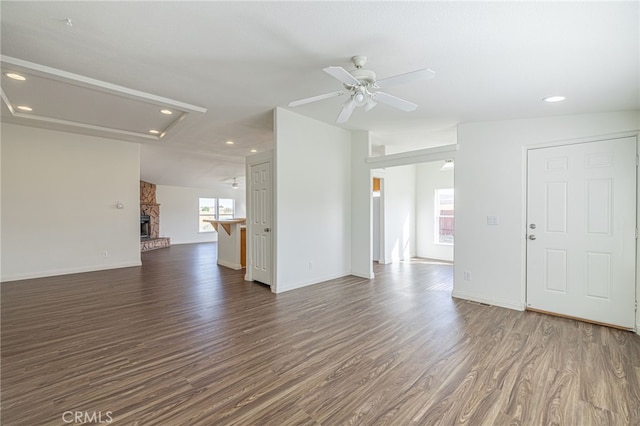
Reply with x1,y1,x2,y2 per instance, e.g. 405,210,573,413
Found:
528,235,536,240
264,228,270,232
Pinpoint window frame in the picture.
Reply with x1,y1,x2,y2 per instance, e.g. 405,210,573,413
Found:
434,188,454,245
198,198,235,233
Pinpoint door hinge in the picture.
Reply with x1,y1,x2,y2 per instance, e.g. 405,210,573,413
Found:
636,228,639,239
636,155,639,166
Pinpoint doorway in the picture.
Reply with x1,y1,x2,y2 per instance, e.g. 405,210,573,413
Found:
246,153,274,288
526,137,637,329
372,159,455,267
372,176,384,263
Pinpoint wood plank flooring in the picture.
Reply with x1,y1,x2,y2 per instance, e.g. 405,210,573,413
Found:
2,243,639,425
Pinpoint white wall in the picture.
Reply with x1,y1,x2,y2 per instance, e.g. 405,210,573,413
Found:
0,124,3,280
274,108,352,292
156,184,246,245
1,123,141,281
416,161,454,261
454,110,640,311
381,164,416,263
350,130,373,279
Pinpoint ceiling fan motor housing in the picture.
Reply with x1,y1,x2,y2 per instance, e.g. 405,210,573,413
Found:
348,68,376,87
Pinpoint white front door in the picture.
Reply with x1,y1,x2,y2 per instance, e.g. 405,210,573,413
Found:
249,160,272,286
526,137,637,329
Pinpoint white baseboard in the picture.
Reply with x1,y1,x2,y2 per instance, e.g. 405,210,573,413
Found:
274,271,350,294
452,289,525,311
351,271,374,279
0,261,142,283
216,259,243,270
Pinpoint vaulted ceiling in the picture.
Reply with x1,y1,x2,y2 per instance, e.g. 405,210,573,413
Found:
1,1,638,188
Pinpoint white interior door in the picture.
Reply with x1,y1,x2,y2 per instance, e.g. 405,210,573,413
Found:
250,160,272,286
526,137,637,329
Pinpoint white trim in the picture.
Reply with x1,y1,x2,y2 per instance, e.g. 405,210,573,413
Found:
1,55,207,113
452,290,525,311
525,130,640,151
0,56,206,141
217,259,243,270
366,144,458,169
0,261,142,283
0,89,160,140
273,271,350,294
636,132,640,336
352,271,375,279
520,145,530,311
0,88,15,114
373,174,385,267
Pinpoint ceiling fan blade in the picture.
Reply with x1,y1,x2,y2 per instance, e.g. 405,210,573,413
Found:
374,68,435,88
336,97,356,123
371,92,418,112
288,91,344,107
324,66,361,87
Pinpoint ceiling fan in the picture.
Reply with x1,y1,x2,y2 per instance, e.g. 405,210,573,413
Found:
288,55,435,123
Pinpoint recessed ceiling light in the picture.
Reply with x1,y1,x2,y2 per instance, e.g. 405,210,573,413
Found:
543,96,566,103
17,105,33,111
5,72,26,81
149,129,160,134
226,140,234,145
250,149,257,153
160,109,173,115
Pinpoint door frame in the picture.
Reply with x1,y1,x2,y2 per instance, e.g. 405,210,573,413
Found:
245,150,276,291
367,144,458,268
372,170,386,264
521,131,639,333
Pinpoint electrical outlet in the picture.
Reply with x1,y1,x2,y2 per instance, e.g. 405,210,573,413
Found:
308,261,313,271
102,251,109,257
463,271,472,281
487,216,499,225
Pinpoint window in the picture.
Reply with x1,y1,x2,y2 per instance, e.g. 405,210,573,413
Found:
199,198,235,233
218,199,234,220
435,188,454,244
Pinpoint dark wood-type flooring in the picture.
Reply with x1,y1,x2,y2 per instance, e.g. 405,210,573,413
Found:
2,243,640,425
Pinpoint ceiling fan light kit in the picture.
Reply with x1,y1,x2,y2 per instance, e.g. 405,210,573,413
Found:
288,55,435,123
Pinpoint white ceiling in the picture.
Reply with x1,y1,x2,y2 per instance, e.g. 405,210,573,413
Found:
1,1,638,189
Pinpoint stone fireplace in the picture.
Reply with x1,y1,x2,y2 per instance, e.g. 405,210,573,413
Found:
140,215,151,239
140,180,170,252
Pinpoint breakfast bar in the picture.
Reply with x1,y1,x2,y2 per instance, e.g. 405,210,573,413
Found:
204,218,246,270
